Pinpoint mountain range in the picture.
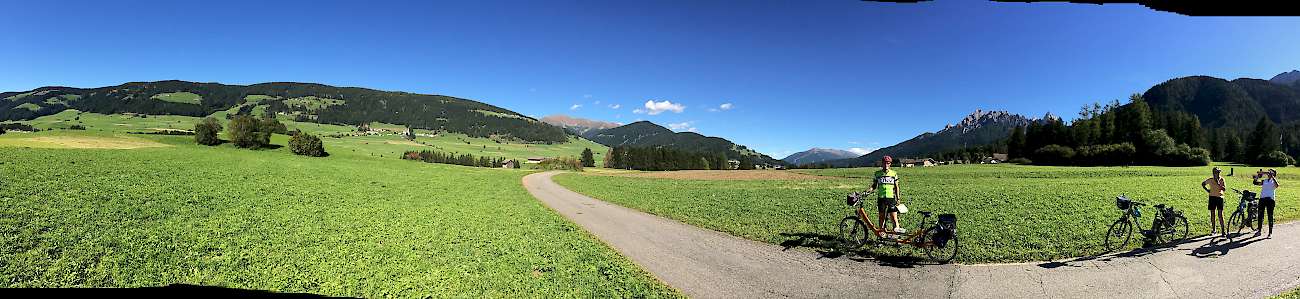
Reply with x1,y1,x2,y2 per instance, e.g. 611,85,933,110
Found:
826,109,1033,167
539,114,621,136
781,148,861,166
0,81,568,142
1143,73,1300,130
539,116,782,165
826,69,1300,167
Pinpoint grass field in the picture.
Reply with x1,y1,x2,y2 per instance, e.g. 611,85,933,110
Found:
1278,287,1300,299
554,165,1298,263
0,129,676,296
150,92,203,105
8,110,607,164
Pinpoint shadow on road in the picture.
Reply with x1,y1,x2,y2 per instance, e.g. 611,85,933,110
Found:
1036,235,1214,269
1189,233,1266,258
778,232,936,268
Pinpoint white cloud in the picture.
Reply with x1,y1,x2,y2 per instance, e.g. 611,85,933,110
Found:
593,100,601,105
707,108,719,112
719,103,733,110
848,148,874,155
848,141,861,145
633,108,646,114
583,94,593,99
609,104,621,109
643,100,685,115
570,104,582,110
667,121,697,132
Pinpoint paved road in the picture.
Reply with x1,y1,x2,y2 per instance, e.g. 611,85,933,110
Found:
523,171,1300,298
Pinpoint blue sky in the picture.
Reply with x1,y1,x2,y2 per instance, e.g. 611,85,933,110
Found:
3,0,1299,158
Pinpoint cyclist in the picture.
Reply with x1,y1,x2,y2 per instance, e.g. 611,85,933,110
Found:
1253,169,1280,238
869,156,903,234
1201,167,1228,238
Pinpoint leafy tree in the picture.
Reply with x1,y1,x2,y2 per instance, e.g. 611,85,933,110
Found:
0,126,6,135
289,133,328,157
1254,151,1294,167
228,115,269,149
580,148,596,167
259,113,288,135
194,117,223,146
1032,144,1076,165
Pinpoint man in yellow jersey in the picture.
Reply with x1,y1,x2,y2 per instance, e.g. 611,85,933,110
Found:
1202,167,1227,238
869,156,903,233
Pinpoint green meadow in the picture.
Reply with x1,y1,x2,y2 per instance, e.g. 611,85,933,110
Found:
0,114,656,296
554,164,1298,263
13,110,607,163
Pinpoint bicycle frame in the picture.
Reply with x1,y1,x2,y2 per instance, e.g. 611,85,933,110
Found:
852,203,931,247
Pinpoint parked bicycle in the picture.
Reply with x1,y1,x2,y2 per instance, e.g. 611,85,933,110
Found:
1103,195,1189,252
838,192,959,263
1228,188,1261,234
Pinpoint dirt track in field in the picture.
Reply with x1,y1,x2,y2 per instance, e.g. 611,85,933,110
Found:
525,171,1300,298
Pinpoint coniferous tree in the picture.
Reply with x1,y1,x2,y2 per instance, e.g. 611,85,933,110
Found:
580,148,596,167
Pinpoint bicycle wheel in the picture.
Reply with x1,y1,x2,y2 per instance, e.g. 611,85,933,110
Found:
1160,216,1189,244
839,216,870,248
923,227,958,264
1228,210,1243,233
1246,205,1261,232
1104,218,1132,252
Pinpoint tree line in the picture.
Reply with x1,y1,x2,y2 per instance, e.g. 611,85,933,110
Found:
1004,94,1295,166
401,150,519,168
605,146,743,171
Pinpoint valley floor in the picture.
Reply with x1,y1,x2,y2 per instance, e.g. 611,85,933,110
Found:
0,129,671,297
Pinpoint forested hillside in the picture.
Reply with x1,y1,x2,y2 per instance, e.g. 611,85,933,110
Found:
583,121,782,165
0,81,567,142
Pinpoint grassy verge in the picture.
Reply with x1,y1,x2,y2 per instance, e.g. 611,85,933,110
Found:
0,132,677,297
554,164,1297,263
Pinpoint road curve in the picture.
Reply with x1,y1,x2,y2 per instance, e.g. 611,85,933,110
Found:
523,171,1300,298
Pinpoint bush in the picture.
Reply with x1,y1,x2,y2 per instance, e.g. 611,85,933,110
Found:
537,157,584,171
68,125,86,130
1157,144,1212,166
228,115,269,149
1032,144,1076,165
0,127,5,135
1076,143,1136,166
289,133,328,157
1006,157,1031,164
1254,151,1294,167
194,117,223,146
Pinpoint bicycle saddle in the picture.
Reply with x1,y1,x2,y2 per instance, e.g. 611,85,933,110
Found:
919,211,933,217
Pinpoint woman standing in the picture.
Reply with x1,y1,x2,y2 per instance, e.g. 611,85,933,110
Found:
1253,169,1280,238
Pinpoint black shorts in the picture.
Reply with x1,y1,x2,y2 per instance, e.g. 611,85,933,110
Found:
877,198,898,214
1208,196,1224,210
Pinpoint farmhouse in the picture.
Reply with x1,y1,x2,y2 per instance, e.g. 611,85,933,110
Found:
501,160,518,168
526,157,547,164
901,158,937,167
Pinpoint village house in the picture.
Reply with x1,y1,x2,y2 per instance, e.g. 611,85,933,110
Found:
900,158,938,167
